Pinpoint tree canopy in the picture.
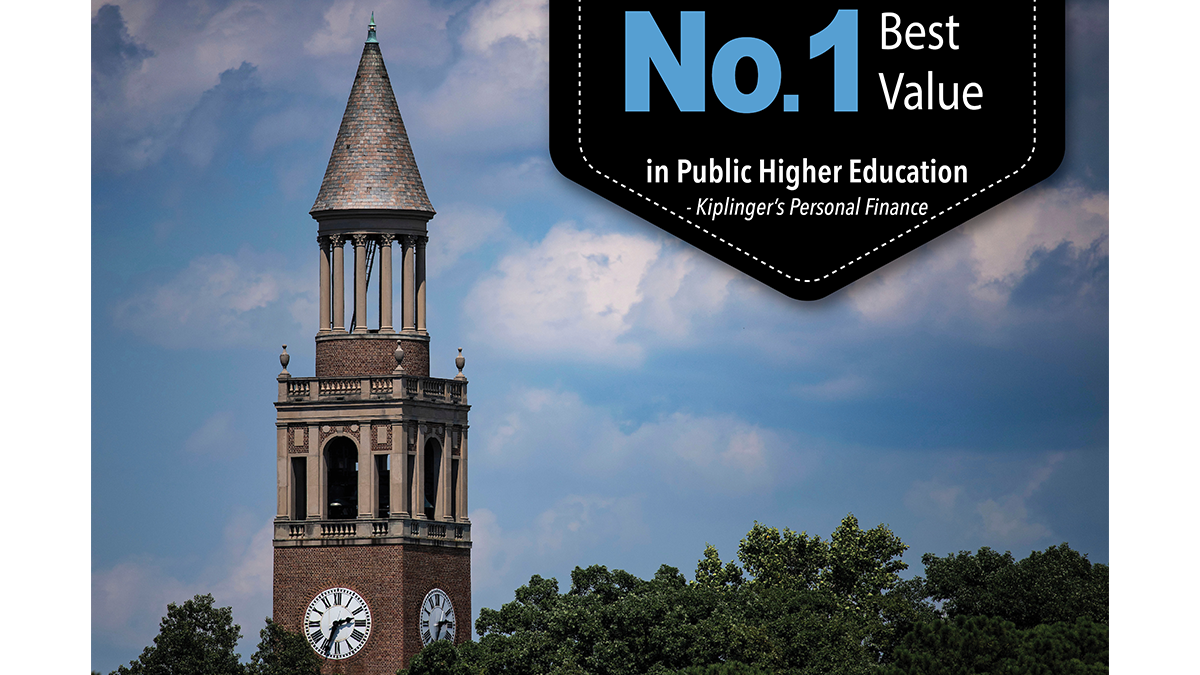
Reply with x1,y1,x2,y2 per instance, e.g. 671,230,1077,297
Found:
109,597,321,675
111,594,245,675
107,521,1109,675
246,617,323,675
401,516,1108,675
921,543,1108,629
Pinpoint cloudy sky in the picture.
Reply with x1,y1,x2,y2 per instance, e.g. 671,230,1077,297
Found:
83,0,1117,671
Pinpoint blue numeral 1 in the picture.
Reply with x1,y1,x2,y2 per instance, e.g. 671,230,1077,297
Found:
809,10,858,112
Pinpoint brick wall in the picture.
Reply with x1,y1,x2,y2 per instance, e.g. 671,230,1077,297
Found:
316,337,430,377
274,543,471,674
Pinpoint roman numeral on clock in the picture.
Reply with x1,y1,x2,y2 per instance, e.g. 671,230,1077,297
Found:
422,629,432,642
351,629,366,642
311,630,323,643
308,620,321,628
355,619,367,627
335,593,343,605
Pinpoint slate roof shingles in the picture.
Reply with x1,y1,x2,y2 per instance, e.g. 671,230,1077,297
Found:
310,41,435,215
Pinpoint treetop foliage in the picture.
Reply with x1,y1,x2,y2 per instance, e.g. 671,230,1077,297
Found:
112,593,244,675
109,597,321,675
108,518,1108,675
921,542,1108,629
246,617,323,675
400,514,1106,675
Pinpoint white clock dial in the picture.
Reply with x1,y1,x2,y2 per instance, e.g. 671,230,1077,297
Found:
418,588,456,645
304,587,372,659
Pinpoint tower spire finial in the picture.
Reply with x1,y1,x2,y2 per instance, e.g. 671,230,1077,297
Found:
366,12,378,43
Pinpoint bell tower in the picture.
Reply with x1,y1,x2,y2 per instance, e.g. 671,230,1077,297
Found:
273,15,471,674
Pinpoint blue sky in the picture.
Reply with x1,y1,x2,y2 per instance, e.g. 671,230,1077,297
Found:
87,0,1112,671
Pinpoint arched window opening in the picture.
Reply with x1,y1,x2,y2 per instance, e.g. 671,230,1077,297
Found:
326,437,358,520
424,438,441,520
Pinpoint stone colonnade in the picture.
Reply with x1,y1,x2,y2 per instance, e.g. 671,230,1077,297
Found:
279,422,468,524
384,423,468,523
318,233,427,334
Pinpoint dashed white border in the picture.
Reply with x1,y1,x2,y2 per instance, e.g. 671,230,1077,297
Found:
575,2,1039,284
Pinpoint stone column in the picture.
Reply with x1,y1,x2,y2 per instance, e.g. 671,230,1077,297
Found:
402,236,416,332
352,234,369,333
379,233,395,332
318,236,331,333
456,428,469,522
276,425,288,519
307,425,321,520
330,235,346,332
437,429,451,521
416,236,428,334
357,426,373,518
412,423,426,519
390,422,408,518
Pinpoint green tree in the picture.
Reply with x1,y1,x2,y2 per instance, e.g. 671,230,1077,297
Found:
730,515,920,662
466,516,919,674
247,618,322,675
692,544,743,590
401,638,482,675
111,593,245,675
881,615,1108,675
921,543,1108,629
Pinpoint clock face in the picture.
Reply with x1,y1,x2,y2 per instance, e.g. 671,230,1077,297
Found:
418,588,456,645
304,587,371,660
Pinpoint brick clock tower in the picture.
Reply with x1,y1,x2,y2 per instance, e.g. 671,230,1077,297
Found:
273,16,471,674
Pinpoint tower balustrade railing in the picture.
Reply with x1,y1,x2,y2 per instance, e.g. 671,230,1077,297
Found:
274,519,471,543
278,375,467,405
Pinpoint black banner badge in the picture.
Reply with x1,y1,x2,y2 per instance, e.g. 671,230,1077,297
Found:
549,1,1064,300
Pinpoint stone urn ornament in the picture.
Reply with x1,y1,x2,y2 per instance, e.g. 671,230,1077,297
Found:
394,341,406,374
279,345,290,377
455,348,466,381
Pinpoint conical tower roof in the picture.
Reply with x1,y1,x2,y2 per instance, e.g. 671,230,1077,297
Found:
311,20,434,216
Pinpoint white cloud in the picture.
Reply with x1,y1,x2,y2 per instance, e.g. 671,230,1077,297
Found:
968,185,1108,293
112,248,310,349
905,452,1067,549
469,496,648,600
847,184,1108,323
250,105,325,153
483,386,798,493
92,515,274,657
465,224,736,364
975,452,1065,544
92,558,193,650
426,203,509,275
791,374,873,401
182,410,246,458
414,0,548,152
305,0,456,66
92,0,457,171
905,479,965,521
533,494,648,554
469,507,529,597
465,224,661,363
626,246,738,340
